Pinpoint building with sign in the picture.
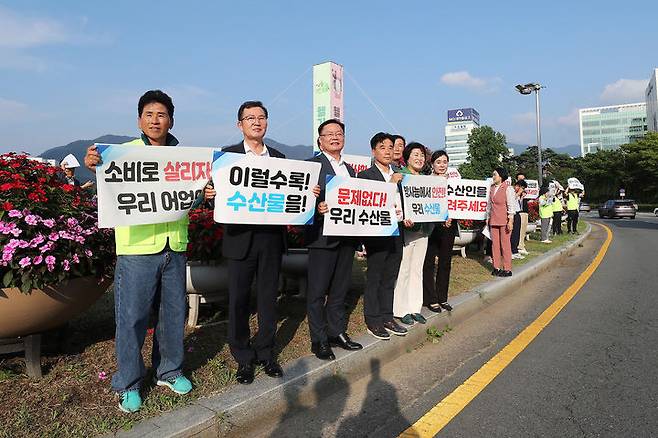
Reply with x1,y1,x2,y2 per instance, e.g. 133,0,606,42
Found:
312,61,344,151
646,68,658,132
579,102,647,156
444,108,480,166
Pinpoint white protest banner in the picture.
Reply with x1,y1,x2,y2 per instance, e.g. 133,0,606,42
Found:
96,144,212,228
342,153,371,175
446,167,461,179
400,174,448,222
525,179,539,199
211,151,321,225
567,177,584,191
323,175,399,236
447,178,490,220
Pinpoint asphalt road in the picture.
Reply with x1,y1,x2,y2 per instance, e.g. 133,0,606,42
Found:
250,215,658,438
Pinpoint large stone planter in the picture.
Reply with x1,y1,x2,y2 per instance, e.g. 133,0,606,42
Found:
0,276,109,339
453,229,478,258
186,260,228,327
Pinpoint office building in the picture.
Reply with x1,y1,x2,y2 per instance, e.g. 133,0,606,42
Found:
646,68,658,132
445,108,480,166
579,103,647,156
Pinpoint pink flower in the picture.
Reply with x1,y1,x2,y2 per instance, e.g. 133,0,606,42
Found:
29,234,45,247
42,219,56,228
62,259,70,271
84,249,93,257
33,255,43,265
2,252,12,262
187,346,194,353
24,215,39,225
67,218,78,227
17,240,29,249
45,255,56,271
98,371,108,381
8,210,22,218
48,232,59,241
72,254,80,264
18,257,31,268
39,241,54,253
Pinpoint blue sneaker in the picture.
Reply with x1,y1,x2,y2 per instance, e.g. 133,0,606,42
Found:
118,390,142,413
156,375,192,395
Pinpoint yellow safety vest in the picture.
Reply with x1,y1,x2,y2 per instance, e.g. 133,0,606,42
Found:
566,193,579,211
114,138,190,255
539,195,554,219
552,197,563,213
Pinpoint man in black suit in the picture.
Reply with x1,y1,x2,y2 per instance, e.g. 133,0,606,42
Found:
305,119,363,361
357,132,408,340
205,101,286,384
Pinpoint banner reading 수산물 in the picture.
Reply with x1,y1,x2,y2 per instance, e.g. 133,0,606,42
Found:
96,144,212,228
400,174,448,222
447,178,490,220
525,179,539,199
211,151,321,225
323,175,399,236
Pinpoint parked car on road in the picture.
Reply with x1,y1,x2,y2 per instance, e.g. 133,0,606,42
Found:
579,202,591,213
598,200,636,219
654,207,658,217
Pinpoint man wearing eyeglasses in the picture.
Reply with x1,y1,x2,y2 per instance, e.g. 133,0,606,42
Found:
218,101,287,384
305,119,363,361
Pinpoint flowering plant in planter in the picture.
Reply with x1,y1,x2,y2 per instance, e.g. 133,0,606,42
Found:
457,219,485,231
527,200,539,222
187,207,223,262
0,153,115,293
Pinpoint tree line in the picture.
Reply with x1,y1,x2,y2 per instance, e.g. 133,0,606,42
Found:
458,126,658,204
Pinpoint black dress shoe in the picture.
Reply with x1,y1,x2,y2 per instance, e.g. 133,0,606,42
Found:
255,360,283,378
311,342,336,360
328,333,363,351
498,270,512,277
491,268,501,276
236,363,255,384
425,303,443,313
439,302,453,311
383,320,408,336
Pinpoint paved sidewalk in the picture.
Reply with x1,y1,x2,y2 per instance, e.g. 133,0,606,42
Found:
109,224,592,438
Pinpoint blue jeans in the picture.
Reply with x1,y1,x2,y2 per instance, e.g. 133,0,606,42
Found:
111,249,187,393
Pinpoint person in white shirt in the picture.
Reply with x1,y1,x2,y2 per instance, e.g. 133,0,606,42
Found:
511,179,527,259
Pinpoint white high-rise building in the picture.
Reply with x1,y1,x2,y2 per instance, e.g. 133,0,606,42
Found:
579,103,647,156
646,68,658,132
445,108,479,166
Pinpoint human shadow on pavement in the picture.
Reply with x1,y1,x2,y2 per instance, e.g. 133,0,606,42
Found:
336,358,410,438
268,362,351,438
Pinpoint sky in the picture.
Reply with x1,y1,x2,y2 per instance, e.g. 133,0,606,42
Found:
1,0,657,156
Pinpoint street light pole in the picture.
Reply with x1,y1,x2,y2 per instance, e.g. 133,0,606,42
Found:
534,87,543,186
515,83,544,186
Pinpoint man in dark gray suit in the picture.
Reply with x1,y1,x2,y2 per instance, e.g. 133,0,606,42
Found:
357,132,408,340
305,119,363,361
205,101,286,384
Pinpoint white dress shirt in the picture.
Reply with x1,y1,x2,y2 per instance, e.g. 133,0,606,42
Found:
376,163,395,182
323,152,350,177
243,141,269,157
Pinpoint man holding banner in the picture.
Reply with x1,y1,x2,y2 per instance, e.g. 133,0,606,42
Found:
357,132,407,340
84,90,193,413
305,119,362,361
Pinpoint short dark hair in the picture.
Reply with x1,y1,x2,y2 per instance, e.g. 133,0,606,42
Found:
516,172,526,179
318,118,345,136
138,90,174,118
514,179,528,188
370,132,394,150
403,142,426,162
238,101,268,121
494,166,509,181
430,150,449,163
392,135,406,146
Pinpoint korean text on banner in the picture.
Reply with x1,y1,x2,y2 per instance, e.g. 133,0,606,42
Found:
212,151,321,225
525,179,539,199
400,174,448,223
323,175,399,236
342,153,371,175
447,178,490,220
95,144,212,228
